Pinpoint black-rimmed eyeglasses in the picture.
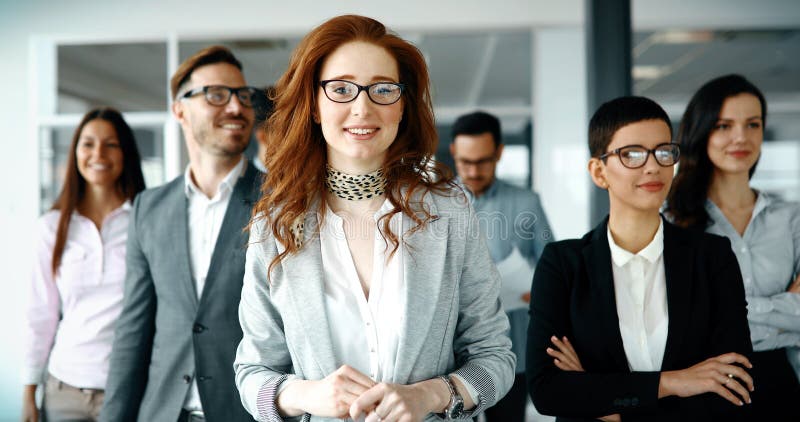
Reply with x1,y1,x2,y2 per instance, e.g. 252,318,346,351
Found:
180,85,258,107
599,143,681,169
319,80,404,105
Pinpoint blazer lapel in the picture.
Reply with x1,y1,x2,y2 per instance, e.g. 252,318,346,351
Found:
393,197,446,384
166,177,200,312
582,220,629,370
283,209,338,376
660,219,694,370
199,165,258,307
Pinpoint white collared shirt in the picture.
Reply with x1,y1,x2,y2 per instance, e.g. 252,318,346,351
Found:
182,157,246,411
23,202,131,389
607,220,669,371
320,200,405,382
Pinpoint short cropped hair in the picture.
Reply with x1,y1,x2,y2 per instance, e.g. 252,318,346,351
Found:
451,111,502,147
170,45,243,99
588,96,672,157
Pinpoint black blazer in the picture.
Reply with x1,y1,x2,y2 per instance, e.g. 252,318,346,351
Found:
526,216,752,422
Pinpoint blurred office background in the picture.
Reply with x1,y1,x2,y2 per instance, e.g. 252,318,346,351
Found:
0,0,798,419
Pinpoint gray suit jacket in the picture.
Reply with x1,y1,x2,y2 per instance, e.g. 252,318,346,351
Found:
100,164,261,422
234,190,515,421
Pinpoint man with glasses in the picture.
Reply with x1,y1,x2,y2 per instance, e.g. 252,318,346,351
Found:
101,45,258,422
449,111,553,422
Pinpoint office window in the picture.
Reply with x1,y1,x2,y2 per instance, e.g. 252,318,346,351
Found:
633,29,800,200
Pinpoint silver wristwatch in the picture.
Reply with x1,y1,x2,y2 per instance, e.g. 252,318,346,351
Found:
438,375,465,420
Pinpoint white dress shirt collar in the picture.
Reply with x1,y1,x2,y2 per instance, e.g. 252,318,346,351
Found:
183,156,246,200
608,218,664,267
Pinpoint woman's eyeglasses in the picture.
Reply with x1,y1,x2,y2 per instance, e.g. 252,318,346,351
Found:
599,143,681,169
319,79,404,105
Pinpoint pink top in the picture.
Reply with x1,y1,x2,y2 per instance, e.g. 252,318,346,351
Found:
23,202,131,389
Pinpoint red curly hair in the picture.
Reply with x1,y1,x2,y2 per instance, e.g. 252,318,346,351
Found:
252,14,454,274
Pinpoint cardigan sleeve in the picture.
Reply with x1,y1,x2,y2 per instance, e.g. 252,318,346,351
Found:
446,203,516,419
234,219,307,422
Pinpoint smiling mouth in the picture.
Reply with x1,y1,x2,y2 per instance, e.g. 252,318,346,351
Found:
221,123,245,130
346,128,377,135
638,182,664,191
88,164,110,170
728,151,751,157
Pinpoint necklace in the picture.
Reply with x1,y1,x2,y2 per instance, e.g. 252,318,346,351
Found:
289,165,388,249
325,165,387,200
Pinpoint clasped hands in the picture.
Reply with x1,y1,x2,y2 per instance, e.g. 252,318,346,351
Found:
546,334,755,421
278,365,447,422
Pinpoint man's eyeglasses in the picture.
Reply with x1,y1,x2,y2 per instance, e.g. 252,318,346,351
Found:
599,143,680,169
180,85,258,107
319,80,404,105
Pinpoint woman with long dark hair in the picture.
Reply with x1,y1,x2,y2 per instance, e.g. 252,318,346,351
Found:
234,15,514,421
666,74,800,421
22,108,145,422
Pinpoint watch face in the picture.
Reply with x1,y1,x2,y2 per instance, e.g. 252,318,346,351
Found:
452,401,464,415
448,396,465,418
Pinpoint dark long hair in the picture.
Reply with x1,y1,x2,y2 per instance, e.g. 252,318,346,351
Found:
251,14,454,276
50,107,146,276
665,74,766,229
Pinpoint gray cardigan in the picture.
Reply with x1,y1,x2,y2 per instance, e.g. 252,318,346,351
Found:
234,189,515,421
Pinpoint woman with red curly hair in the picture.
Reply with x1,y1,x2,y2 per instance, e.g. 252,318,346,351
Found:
234,15,514,422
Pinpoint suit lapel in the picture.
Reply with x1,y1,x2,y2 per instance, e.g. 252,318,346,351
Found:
199,165,259,308
283,208,338,376
660,219,694,370
582,220,629,370
162,177,201,312
393,197,446,384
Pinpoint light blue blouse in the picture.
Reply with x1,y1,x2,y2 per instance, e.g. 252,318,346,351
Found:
463,178,554,374
705,192,800,375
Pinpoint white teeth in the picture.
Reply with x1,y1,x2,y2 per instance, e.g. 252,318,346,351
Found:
222,124,244,129
347,128,375,135
89,164,109,170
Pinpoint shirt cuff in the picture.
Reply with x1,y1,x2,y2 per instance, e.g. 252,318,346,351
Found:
20,365,45,386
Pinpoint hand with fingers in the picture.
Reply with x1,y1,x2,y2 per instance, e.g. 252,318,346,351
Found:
547,335,620,421
349,380,445,422
658,352,754,407
546,335,584,371
276,365,376,418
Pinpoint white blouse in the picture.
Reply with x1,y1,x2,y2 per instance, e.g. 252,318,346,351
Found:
320,200,405,382
607,220,669,372
23,202,131,389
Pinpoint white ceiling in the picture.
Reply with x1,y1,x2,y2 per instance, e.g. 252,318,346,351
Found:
57,27,800,140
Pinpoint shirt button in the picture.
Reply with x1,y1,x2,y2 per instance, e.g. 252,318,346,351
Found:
182,374,192,384
741,247,748,253
370,348,376,353
744,278,751,284
193,323,206,333
366,321,371,326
